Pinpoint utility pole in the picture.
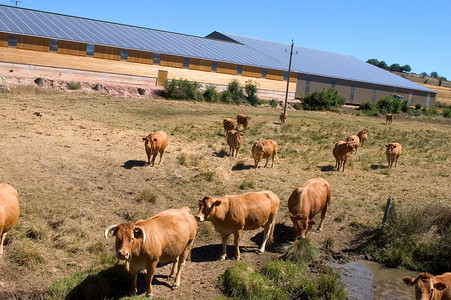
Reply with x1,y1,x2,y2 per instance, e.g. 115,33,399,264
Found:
283,40,296,124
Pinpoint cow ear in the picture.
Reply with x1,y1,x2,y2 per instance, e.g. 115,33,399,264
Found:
142,137,147,141
402,277,415,286
434,282,447,291
133,228,143,239
385,144,389,148
213,200,222,206
153,138,158,142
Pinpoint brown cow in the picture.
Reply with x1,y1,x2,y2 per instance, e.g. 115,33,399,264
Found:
227,130,244,157
105,206,197,298
251,140,278,168
357,130,368,147
195,190,280,260
280,111,288,124
386,113,393,125
223,118,236,135
386,142,402,168
333,140,354,172
142,131,168,166
346,134,360,154
236,114,251,131
403,272,451,300
0,183,19,257
288,178,331,239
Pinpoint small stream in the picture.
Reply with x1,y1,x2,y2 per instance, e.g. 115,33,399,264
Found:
334,260,419,300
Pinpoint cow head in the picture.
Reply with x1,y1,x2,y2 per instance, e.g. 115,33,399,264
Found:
290,213,315,239
195,196,221,222
252,141,265,157
143,134,158,149
105,224,146,260
385,143,396,153
403,273,447,300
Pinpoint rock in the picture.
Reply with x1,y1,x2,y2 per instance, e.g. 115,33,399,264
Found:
137,87,146,95
93,83,102,91
34,77,45,87
0,85,11,93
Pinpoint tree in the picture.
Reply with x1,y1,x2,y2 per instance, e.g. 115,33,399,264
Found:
389,63,401,71
377,61,388,70
366,58,379,66
430,71,439,78
421,72,428,78
402,65,411,73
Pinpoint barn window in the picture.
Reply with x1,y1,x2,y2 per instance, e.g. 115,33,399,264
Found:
86,44,95,56
120,49,128,61
183,57,190,68
350,82,355,103
211,61,217,72
153,53,160,65
305,75,311,94
331,79,336,89
8,34,17,47
49,39,58,52
372,89,377,103
237,65,243,75
283,71,289,81
261,68,267,78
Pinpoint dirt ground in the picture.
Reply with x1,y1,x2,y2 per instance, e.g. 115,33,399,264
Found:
0,71,450,300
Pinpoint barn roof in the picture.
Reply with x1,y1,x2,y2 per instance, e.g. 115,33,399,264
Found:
0,5,435,94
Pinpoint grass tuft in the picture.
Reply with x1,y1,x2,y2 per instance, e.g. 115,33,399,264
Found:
283,238,317,265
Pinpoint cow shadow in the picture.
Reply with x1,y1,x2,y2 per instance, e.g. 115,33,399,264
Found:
318,165,335,172
64,263,175,299
371,164,388,170
231,161,254,171
214,150,228,158
122,160,147,169
250,223,294,253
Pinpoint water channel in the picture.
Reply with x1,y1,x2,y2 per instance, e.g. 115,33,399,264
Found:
334,260,419,299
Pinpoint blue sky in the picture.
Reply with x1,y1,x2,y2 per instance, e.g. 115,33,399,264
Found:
2,0,450,79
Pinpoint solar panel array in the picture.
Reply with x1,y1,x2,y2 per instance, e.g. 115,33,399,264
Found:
0,5,435,94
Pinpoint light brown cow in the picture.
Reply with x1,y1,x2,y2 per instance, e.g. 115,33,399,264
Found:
386,142,402,168
236,114,251,131
333,140,355,172
0,183,19,257
280,111,288,124
251,140,278,168
386,113,394,125
227,130,244,157
195,190,279,260
346,134,360,154
357,130,368,147
403,272,451,300
223,118,236,135
142,131,168,166
288,178,331,239
105,206,197,298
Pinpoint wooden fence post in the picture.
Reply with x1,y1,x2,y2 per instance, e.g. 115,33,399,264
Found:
380,196,393,232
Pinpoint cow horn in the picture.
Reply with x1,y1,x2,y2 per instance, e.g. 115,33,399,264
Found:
135,226,146,244
104,225,117,239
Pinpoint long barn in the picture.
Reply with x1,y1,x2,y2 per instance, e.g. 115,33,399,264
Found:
0,5,436,107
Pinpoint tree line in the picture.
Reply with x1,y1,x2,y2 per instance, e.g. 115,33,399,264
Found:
366,58,447,81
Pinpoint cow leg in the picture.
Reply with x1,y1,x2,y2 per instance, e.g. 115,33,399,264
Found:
342,157,347,172
146,150,151,165
151,153,158,167
233,230,242,260
235,147,239,157
158,150,165,165
169,257,179,278
395,156,399,167
259,214,276,253
130,272,138,296
173,246,190,289
220,234,229,260
0,231,6,256
264,158,269,168
316,206,328,232
145,261,157,298
254,159,259,169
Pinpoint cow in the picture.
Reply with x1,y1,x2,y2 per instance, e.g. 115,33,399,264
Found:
223,118,236,135
105,206,197,298
0,183,20,257
346,135,360,154
357,130,368,147
333,140,354,172
251,140,278,168
288,178,331,239
195,190,280,261
386,142,402,168
386,113,393,125
227,130,244,157
236,114,251,131
279,111,288,124
403,272,451,300
142,131,168,167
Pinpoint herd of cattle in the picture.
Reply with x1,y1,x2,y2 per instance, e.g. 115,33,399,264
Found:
0,111,449,299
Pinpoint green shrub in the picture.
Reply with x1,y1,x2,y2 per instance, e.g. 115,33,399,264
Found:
220,90,233,104
375,96,401,114
401,99,409,112
68,81,81,90
203,85,218,102
360,101,378,116
227,80,245,104
269,99,279,108
415,103,422,110
163,78,203,101
293,102,303,110
302,88,346,111
244,80,260,106
443,108,451,118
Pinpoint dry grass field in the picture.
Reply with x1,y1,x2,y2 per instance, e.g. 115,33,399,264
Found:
0,86,450,299
420,83,451,105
